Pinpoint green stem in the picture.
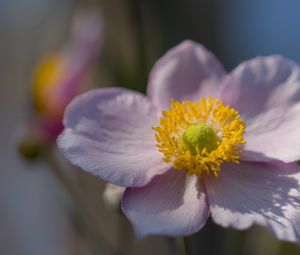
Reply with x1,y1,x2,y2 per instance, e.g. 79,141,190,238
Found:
183,236,191,255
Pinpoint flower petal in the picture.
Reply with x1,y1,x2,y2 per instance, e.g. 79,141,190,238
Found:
220,56,300,162
58,88,170,187
122,169,209,237
205,161,300,243
147,40,226,110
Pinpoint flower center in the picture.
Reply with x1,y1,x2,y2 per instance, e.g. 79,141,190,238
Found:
183,123,218,154
153,97,246,177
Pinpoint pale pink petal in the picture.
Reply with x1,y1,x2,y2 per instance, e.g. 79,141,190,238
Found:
58,88,170,187
205,161,300,243
220,56,300,162
122,169,209,237
147,40,226,110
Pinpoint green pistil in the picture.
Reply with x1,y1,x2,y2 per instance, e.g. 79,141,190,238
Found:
183,123,218,154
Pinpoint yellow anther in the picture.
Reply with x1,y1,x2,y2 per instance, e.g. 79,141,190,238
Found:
153,97,246,177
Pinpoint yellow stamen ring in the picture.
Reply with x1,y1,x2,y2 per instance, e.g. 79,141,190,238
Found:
153,97,246,177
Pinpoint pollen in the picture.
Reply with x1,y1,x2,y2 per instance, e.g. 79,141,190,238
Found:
153,97,246,177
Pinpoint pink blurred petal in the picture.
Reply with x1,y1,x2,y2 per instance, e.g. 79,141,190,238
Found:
38,117,64,142
58,88,170,187
147,40,226,110
205,161,300,243
220,56,300,162
56,10,103,113
122,169,209,237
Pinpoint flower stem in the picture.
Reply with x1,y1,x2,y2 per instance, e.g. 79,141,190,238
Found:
183,236,191,255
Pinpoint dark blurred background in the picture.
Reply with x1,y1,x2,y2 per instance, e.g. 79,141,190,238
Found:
1,0,300,254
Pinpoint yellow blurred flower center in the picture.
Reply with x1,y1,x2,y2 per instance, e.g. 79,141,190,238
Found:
32,55,64,115
153,97,246,177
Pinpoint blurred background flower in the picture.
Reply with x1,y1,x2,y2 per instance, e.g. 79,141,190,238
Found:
19,8,103,157
2,0,300,254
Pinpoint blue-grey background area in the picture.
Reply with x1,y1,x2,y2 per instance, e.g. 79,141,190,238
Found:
0,0,73,254
1,0,300,254
218,0,300,69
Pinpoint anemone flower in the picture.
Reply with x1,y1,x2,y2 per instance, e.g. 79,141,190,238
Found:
58,40,300,242
31,9,103,142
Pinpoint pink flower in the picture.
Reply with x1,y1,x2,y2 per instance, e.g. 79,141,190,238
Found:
58,40,300,241
32,9,103,142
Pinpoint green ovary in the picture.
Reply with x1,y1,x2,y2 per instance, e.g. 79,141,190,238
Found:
182,123,218,154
